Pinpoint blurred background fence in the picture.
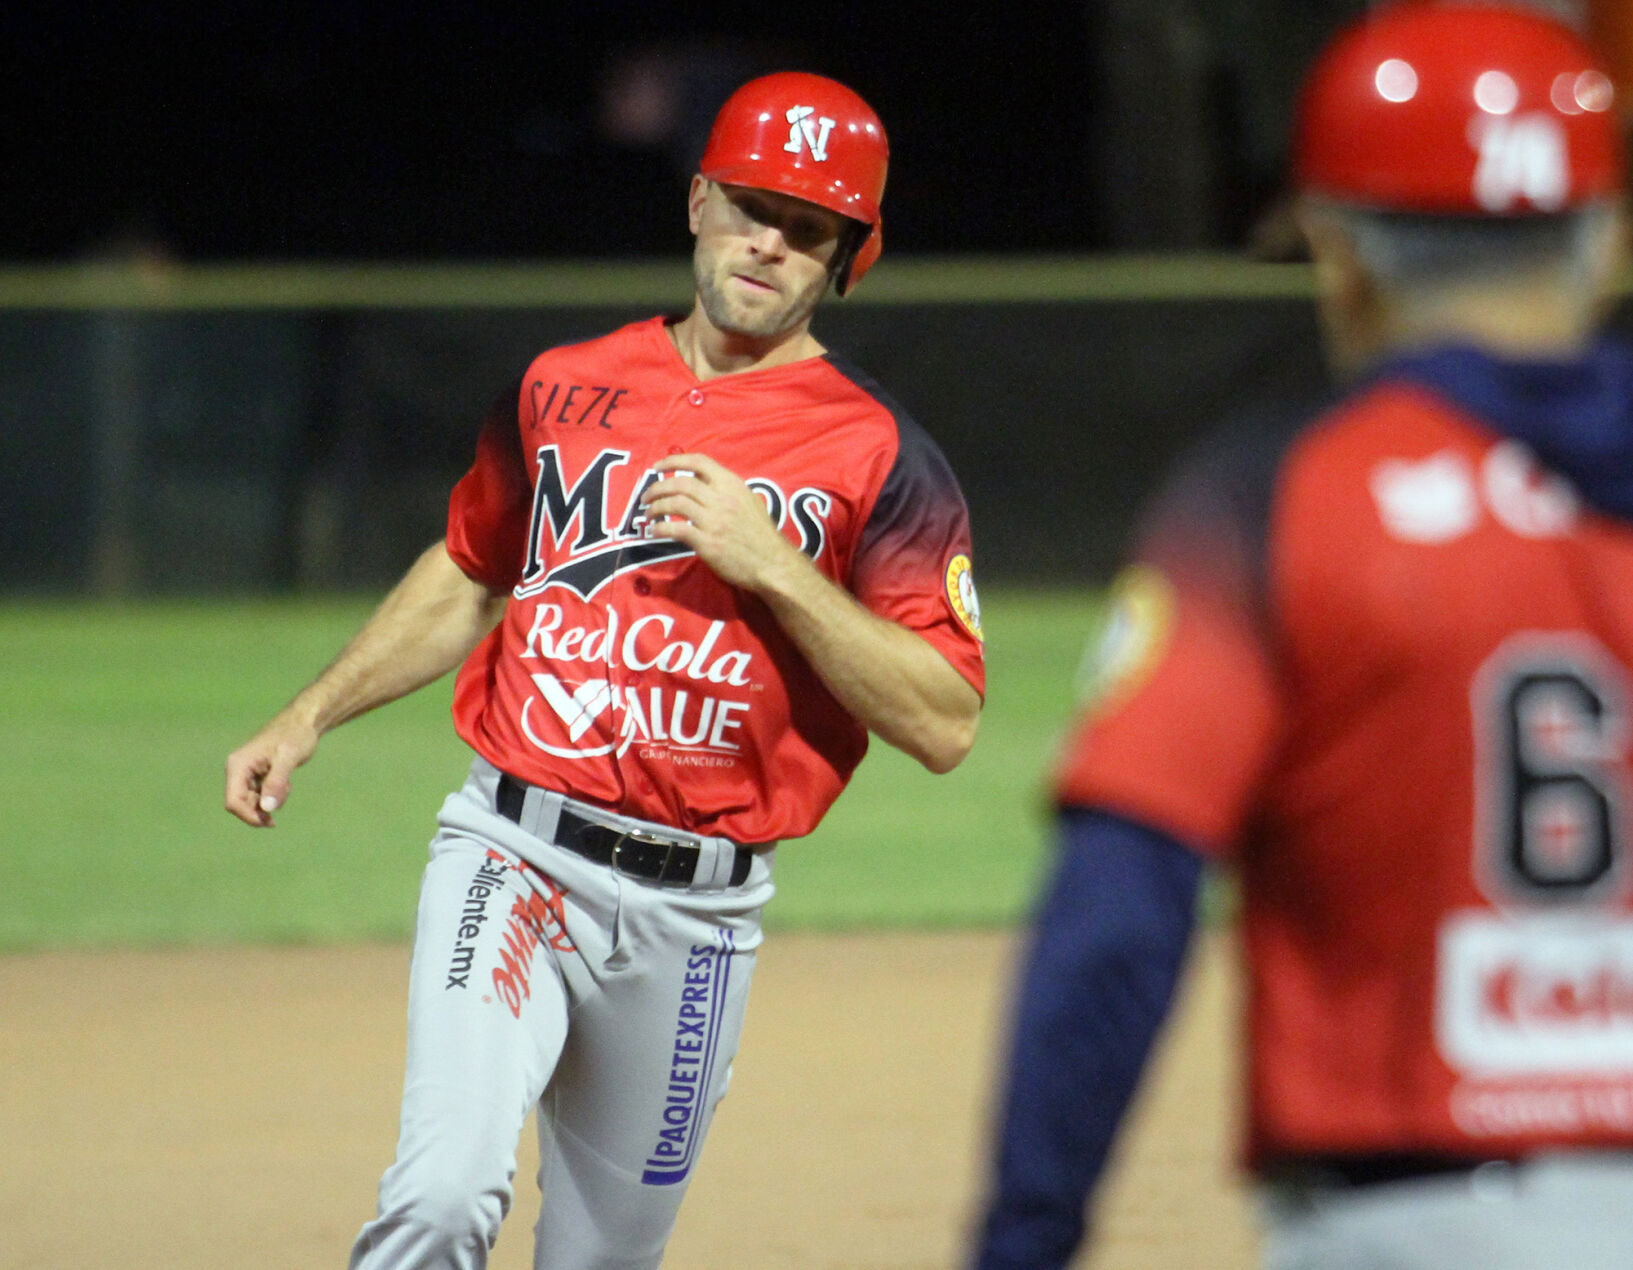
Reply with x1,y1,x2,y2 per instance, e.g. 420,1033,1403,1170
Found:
2,255,1335,596
9,1,1628,602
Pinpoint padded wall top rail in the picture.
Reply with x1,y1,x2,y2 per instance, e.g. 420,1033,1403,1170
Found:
0,255,1319,311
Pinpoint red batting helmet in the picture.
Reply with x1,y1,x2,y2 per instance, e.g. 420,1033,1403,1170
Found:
699,71,888,295
1293,2,1625,214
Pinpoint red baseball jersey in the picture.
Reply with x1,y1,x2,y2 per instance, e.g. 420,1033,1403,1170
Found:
445,316,985,844
1056,375,1633,1168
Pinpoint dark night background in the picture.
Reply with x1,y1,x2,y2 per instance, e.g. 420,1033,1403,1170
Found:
2,1,1365,264
39,0,1608,596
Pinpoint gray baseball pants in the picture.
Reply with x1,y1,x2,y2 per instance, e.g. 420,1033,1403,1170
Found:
348,757,775,1270
1263,1151,1633,1269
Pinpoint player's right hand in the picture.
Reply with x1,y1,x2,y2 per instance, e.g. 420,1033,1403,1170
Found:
224,722,319,828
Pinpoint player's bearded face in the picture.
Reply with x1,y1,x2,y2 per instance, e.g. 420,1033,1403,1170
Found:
690,181,848,339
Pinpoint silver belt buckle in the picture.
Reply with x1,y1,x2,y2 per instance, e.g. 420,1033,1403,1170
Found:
611,827,687,882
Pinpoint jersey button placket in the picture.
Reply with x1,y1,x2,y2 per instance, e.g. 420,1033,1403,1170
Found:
604,572,633,722
651,390,701,491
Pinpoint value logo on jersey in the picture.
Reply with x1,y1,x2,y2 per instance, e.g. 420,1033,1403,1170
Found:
784,105,836,161
536,675,615,743
516,605,756,761
516,445,835,601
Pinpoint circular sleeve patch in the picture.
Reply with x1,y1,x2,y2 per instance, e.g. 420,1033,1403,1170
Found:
1075,563,1175,707
945,555,984,642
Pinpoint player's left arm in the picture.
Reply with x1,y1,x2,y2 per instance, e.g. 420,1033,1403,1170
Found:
643,452,981,773
973,808,1204,1268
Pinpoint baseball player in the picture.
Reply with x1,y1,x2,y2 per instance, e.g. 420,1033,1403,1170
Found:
970,6,1633,1269
224,72,985,1270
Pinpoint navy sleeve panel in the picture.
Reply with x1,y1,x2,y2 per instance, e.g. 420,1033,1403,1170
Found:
854,410,974,596
1135,393,1332,634
822,356,975,599
444,377,530,590
971,809,1205,1270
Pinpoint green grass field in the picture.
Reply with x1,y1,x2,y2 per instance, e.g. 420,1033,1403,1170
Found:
0,588,1102,950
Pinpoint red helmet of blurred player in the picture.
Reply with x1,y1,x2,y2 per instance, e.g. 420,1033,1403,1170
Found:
1294,2,1624,214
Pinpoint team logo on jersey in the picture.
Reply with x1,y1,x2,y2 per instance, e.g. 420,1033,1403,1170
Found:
1370,450,1480,542
1370,443,1578,543
1076,564,1175,709
516,445,834,601
944,555,983,642
784,105,836,161
1483,441,1579,538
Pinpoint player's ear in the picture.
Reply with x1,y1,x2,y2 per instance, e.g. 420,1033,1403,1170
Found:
1294,198,1385,377
1586,198,1631,312
687,177,710,236
1292,198,1352,281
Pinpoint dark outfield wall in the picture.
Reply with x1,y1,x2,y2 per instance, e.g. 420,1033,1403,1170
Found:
0,290,1357,594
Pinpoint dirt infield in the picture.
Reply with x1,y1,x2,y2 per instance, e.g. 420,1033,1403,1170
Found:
0,930,1255,1270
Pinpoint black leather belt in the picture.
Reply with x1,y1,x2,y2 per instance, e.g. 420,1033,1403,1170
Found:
1268,1153,1514,1190
496,774,753,887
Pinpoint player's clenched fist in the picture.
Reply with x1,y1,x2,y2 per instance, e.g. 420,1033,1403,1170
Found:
224,717,320,827
642,452,808,593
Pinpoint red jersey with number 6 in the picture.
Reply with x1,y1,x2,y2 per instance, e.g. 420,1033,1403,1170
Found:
1055,361,1633,1168
444,316,985,844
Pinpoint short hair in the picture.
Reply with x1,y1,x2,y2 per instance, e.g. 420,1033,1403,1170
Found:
1317,200,1618,294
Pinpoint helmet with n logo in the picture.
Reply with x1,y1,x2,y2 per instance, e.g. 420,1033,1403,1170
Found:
1293,2,1625,214
699,71,888,295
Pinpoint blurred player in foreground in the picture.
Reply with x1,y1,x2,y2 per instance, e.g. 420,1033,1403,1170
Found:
972,5,1633,1267
225,71,984,1270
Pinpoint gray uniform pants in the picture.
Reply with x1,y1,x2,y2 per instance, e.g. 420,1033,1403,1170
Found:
1263,1152,1633,1270
349,758,775,1270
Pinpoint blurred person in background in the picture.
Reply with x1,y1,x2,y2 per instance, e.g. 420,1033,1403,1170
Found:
971,4,1633,1268
225,70,984,1270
